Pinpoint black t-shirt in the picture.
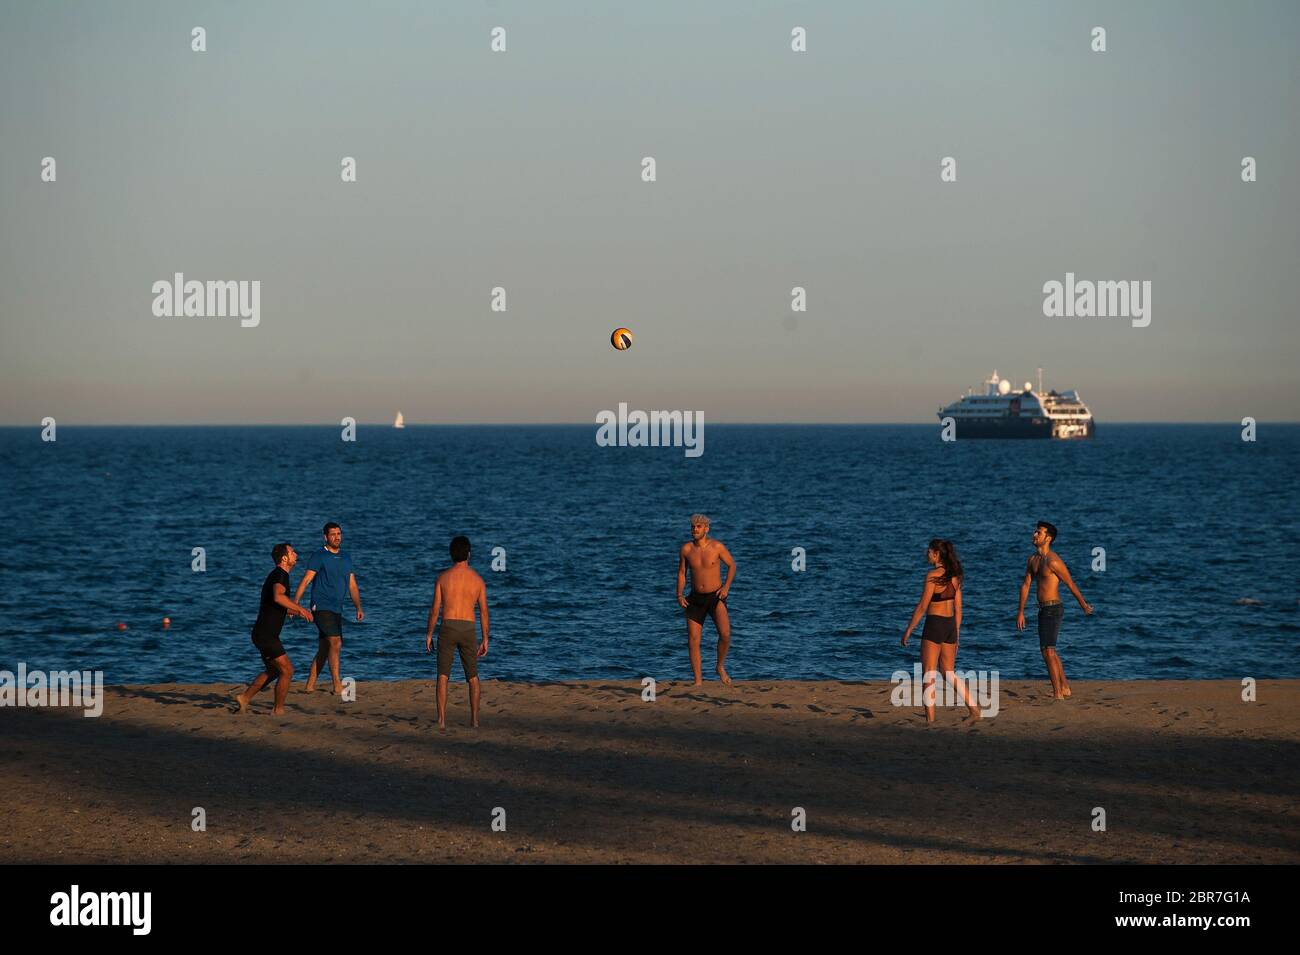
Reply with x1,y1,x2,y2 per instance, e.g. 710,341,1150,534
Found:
251,566,291,639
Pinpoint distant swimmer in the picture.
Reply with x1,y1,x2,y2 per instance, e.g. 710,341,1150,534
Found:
676,514,737,686
901,539,980,723
1016,521,1093,700
295,521,363,696
424,535,489,728
235,543,313,715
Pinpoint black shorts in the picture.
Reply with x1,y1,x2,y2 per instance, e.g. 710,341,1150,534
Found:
314,609,344,639
1038,602,1064,649
251,631,287,673
685,589,726,625
921,614,957,644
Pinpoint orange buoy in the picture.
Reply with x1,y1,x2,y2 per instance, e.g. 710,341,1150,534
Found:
162,617,171,629
116,622,127,631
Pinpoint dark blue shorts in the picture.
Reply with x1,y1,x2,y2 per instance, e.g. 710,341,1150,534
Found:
1038,602,1064,649
314,609,344,639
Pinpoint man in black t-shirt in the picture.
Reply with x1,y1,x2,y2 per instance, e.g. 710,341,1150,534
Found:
235,543,313,714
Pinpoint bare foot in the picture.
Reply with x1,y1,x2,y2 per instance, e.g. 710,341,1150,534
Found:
471,720,480,728
437,720,446,730
691,679,704,687
1062,687,1072,699
716,666,732,686
271,707,286,716
233,692,248,713
331,684,343,696
303,680,316,693
965,709,983,722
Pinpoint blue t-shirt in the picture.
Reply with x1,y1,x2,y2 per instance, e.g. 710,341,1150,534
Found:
306,547,354,614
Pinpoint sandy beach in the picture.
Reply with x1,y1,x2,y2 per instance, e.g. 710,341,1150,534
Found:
2,679,1297,864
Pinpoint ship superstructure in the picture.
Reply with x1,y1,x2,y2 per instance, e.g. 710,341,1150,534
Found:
937,370,1094,439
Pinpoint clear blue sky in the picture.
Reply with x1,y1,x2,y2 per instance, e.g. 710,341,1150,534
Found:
1,0,1297,423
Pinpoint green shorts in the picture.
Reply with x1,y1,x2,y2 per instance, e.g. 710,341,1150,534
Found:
437,619,479,679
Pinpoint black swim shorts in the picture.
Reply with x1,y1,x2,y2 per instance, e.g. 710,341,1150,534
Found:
921,613,958,645
251,630,287,673
684,589,726,625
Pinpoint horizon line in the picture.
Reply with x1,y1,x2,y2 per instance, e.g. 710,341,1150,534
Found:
4,420,1296,428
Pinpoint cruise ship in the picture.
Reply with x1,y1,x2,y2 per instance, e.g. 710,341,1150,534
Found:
937,370,1094,439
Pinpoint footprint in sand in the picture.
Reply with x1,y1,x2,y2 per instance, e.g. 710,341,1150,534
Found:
770,703,790,709
807,704,826,713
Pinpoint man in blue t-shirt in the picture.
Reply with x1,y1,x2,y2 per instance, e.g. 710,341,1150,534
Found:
294,521,363,695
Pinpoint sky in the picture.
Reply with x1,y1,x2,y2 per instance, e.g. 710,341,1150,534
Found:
1,0,1297,424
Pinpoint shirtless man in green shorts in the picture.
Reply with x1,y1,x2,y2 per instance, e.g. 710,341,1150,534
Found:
424,535,490,728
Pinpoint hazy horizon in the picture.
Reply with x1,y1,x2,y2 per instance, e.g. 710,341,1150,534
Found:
6,419,1298,429
2,0,1297,425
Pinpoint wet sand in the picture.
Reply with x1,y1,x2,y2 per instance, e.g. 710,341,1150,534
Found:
2,679,1297,863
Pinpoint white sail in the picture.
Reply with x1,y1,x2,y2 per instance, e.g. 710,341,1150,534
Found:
394,411,405,429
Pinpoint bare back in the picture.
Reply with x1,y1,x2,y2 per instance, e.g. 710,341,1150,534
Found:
437,564,485,622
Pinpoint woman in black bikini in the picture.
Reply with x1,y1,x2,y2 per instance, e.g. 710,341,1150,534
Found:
901,539,980,722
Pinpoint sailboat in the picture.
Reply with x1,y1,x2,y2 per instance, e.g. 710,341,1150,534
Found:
393,411,405,429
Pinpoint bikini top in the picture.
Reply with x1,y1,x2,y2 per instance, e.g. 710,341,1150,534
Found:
929,575,958,603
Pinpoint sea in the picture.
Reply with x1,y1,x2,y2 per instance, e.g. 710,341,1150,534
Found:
2,424,1296,684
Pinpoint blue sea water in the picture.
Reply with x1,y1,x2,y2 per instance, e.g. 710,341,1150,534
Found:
2,424,1297,684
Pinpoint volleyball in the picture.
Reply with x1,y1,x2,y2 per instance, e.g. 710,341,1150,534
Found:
611,327,633,350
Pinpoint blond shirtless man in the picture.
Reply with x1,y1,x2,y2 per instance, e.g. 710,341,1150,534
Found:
424,535,490,727
1016,520,1093,700
676,514,737,686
